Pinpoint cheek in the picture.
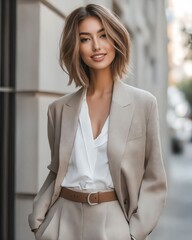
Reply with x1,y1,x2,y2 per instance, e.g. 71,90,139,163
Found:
105,40,115,54
79,46,89,60
80,53,88,65
108,45,116,61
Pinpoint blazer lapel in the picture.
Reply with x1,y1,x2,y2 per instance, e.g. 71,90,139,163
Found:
107,80,134,191
55,87,86,190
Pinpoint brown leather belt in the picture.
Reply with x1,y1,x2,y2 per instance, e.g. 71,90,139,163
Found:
60,187,117,206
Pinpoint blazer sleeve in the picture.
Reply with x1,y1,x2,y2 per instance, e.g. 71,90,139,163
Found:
129,97,167,240
28,106,57,231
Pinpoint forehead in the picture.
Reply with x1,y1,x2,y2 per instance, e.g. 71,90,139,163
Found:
78,16,103,33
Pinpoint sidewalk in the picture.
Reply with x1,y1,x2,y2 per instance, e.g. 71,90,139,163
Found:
149,142,192,240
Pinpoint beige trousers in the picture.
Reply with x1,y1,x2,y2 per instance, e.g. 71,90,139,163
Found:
35,197,132,240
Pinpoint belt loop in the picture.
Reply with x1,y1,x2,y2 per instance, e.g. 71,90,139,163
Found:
98,192,100,204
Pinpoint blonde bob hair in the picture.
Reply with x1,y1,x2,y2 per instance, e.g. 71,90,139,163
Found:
60,4,131,87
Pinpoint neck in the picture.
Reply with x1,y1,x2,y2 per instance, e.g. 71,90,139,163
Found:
87,69,114,95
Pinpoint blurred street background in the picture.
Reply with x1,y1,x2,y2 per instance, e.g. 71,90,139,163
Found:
151,2,192,239
150,141,192,240
0,0,192,239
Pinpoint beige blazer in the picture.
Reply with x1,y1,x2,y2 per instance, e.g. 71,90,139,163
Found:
29,80,167,240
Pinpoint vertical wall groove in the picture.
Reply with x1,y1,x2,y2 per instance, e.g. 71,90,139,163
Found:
0,0,16,239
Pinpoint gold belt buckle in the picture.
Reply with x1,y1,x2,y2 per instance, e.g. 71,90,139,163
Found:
87,192,98,206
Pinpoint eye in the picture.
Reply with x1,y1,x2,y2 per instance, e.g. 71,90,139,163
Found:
80,38,90,43
100,33,107,39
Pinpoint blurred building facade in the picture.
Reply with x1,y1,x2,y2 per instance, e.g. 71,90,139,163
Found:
0,0,168,239
167,0,192,85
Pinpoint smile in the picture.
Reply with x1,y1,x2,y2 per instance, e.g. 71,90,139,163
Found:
91,53,107,61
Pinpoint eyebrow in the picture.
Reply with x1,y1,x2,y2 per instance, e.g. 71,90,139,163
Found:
79,28,105,36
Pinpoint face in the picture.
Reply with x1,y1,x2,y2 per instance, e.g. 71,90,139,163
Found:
78,16,115,72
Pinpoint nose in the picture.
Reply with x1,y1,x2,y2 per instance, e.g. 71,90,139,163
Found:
92,38,101,51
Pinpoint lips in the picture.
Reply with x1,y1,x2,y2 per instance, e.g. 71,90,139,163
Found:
91,53,107,61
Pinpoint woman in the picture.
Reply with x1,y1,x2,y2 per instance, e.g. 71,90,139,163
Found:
29,4,167,240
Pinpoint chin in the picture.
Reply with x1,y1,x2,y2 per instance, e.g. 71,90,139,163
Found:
88,62,113,71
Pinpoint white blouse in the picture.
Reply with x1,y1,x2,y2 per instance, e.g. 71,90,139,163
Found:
61,94,114,190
